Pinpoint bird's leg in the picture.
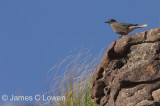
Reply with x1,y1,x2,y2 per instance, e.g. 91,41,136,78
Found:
119,35,123,38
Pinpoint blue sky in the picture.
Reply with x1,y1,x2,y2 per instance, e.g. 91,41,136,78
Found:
0,0,160,105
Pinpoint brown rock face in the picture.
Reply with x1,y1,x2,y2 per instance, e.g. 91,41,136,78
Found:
91,28,160,106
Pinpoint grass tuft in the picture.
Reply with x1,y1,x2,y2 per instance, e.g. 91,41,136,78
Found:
37,49,104,106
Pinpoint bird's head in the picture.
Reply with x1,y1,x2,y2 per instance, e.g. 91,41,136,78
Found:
105,19,117,24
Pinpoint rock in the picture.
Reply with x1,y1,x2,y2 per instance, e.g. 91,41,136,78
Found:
91,28,160,106
152,89,160,102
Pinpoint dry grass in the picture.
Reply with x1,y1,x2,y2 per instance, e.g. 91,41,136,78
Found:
36,49,104,106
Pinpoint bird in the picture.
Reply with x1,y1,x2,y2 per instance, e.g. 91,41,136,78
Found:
105,19,147,35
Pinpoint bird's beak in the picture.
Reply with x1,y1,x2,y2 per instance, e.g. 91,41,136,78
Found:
104,21,108,23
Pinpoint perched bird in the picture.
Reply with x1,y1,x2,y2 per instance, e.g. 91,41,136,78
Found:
105,19,147,35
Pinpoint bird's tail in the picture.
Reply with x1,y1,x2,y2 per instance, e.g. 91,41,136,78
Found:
137,24,148,28
130,24,148,29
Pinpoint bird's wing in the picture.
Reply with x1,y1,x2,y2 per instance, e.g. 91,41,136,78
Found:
113,22,133,27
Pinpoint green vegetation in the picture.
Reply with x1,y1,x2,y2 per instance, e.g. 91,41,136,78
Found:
38,49,104,106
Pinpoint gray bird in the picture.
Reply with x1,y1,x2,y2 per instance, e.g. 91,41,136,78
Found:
105,19,147,35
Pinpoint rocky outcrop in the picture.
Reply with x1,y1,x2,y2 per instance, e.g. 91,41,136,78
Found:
91,28,160,106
